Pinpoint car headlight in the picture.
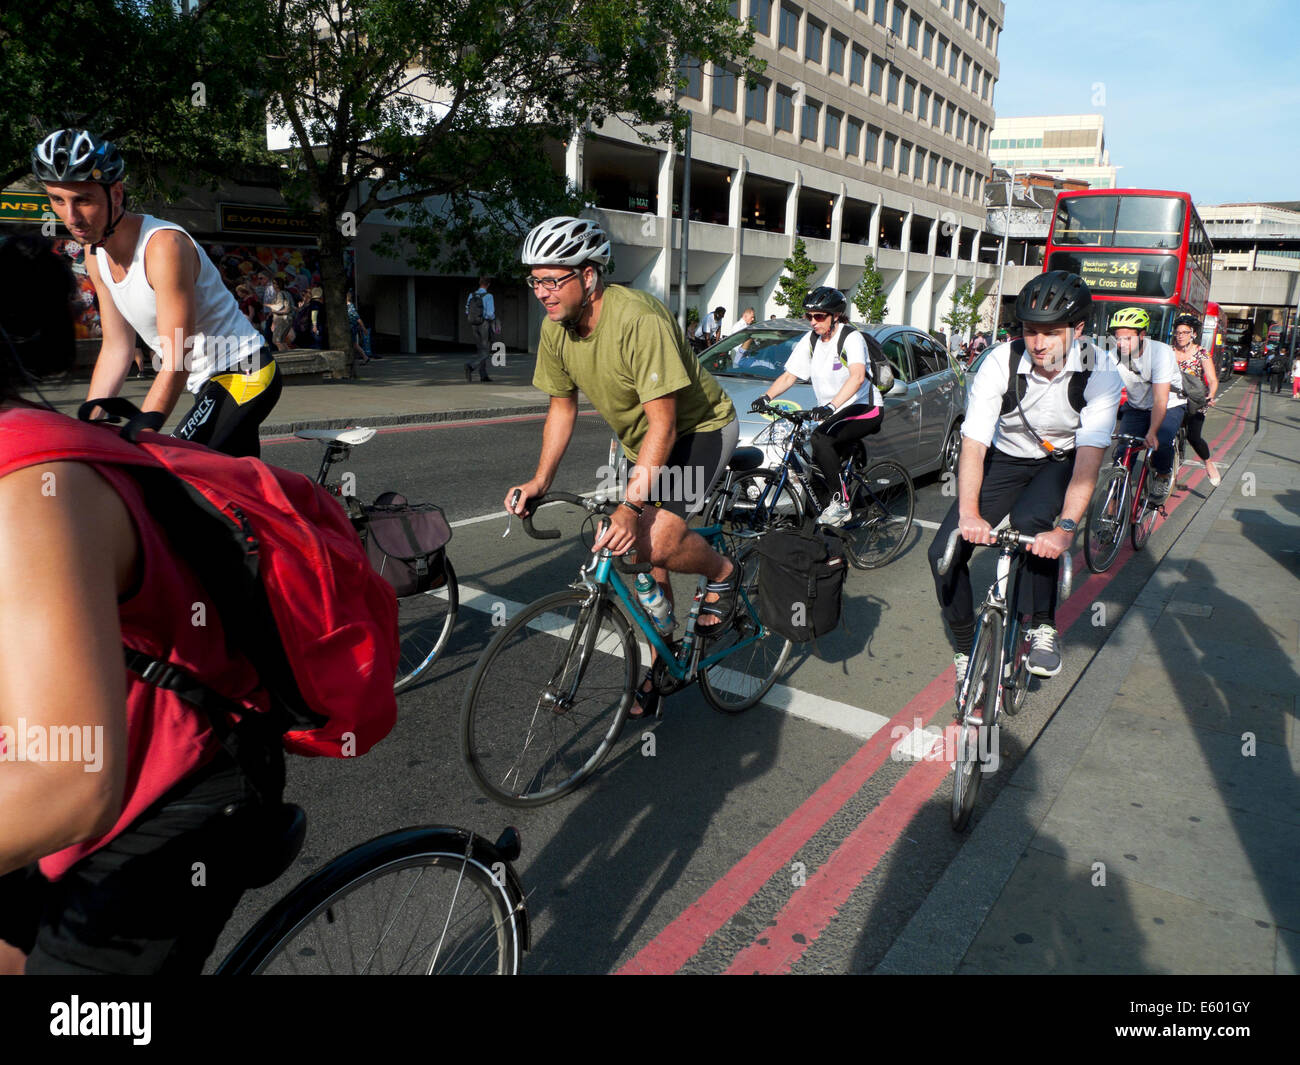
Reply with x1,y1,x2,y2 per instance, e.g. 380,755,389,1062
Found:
754,419,792,447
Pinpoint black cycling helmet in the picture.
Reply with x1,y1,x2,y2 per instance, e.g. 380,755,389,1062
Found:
803,286,848,317
1015,270,1092,325
1173,313,1200,332
32,129,126,185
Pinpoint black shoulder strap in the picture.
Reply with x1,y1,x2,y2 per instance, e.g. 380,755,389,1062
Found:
1068,341,1095,413
835,323,857,366
999,338,1028,415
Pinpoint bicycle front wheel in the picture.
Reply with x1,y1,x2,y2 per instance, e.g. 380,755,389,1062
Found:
952,610,1000,832
845,459,914,569
394,559,459,694
461,591,637,807
708,468,804,545
698,547,792,714
1130,460,1159,551
216,829,524,975
1083,467,1128,573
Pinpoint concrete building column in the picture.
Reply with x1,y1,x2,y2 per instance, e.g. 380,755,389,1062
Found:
564,128,585,188
869,193,882,253
969,228,982,263
786,170,803,254
400,275,417,352
829,182,846,291
648,143,676,305
950,223,962,261
721,156,749,325
927,215,938,258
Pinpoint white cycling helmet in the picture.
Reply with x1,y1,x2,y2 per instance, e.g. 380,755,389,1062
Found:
521,216,611,268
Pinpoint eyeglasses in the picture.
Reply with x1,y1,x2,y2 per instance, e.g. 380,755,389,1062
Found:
805,312,832,323
526,270,581,292
1174,330,1194,337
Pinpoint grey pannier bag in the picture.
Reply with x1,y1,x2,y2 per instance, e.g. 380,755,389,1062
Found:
362,491,452,596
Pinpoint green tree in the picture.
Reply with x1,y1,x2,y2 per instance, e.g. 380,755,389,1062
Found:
773,237,818,316
941,281,985,341
259,0,759,357
0,1,273,199
852,255,887,324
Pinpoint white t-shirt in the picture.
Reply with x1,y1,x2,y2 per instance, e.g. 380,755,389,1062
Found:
727,318,753,336
1115,338,1184,411
962,341,1124,460
783,324,882,410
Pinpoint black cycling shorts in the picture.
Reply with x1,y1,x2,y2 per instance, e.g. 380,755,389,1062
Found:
172,346,282,458
631,420,740,520
0,749,283,975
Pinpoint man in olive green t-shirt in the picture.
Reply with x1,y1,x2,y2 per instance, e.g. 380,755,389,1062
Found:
504,218,741,717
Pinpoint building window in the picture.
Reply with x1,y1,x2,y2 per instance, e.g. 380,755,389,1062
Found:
882,133,896,170
805,18,824,62
976,9,985,42
749,0,772,36
870,57,885,95
825,109,842,149
887,66,900,105
891,3,905,36
873,0,887,26
961,55,971,86
899,140,911,174
936,34,947,68
945,101,955,133
949,45,959,78
846,116,863,156
923,22,934,58
927,155,938,184
829,33,846,74
941,158,952,189
746,78,769,123
801,99,820,141
778,3,799,50
967,119,976,146
963,169,973,197
850,45,867,85
903,77,916,113
712,66,737,112
956,110,965,139
952,0,962,20
775,84,795,131
932,93,943,126
908,12,920,48
971,62,981,95
918,85,931,121
913,147,925,179
865,125,880,162
679,56,703,99
966,2,974,29
854,0,867,11
977,123,985,150
982,71,992,99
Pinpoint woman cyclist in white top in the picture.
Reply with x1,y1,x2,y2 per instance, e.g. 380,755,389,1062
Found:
751,287,884,526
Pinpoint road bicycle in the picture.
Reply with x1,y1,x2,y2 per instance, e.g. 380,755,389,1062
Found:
1082,430,1175,574
213,806,529,974
460,491,792,807
709,401,915,568
299,428,458,692
936,526,1074,831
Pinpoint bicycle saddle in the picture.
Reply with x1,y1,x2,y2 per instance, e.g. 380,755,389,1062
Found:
296,428,377,446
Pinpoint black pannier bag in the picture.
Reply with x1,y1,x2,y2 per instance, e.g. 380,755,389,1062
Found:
752,525,847,642
362,491,452,597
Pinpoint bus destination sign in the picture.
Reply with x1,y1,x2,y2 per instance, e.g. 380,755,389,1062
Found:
1077,256,1141,292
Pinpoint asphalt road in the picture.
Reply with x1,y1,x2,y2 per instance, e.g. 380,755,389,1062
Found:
208,378,1258,974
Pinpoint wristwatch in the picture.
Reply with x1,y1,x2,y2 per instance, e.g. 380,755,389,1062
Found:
1055,518,1078,533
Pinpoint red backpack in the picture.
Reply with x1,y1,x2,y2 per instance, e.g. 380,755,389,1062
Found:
0,405,398,759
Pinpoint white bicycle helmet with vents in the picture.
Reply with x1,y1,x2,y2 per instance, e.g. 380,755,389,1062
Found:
521,216,611,268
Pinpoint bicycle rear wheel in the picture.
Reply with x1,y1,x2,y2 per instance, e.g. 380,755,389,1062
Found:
1131,460,1159,551
1005,617,1030,716
1083,467,1128,573
461,591,636,807
698,547,792,714
215,828,525,974
394,560,459,694
845,459,914,569
952,610,1000,832
707,468,804,548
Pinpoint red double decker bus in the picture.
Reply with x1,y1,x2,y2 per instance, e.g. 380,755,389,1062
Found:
1043,188,1213,343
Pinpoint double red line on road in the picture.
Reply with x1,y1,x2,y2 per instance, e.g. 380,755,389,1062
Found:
622,387,1257,975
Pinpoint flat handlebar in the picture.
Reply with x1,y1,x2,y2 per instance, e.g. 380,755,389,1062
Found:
936,527,1074,601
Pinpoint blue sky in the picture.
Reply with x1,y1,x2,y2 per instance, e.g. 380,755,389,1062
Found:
995,0,1300,206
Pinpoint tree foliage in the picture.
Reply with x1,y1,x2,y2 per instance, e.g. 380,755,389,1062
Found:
852,256,887,324
773,238,817,316
0,1,273,198
941,280,985,339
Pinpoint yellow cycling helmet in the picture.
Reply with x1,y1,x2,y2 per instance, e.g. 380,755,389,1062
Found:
1108,307,1150,332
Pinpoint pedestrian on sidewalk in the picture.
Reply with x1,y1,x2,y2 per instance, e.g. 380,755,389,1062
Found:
347,290,378,364
1172,314,1221,486
1292,354,1300,399
464,276,496,382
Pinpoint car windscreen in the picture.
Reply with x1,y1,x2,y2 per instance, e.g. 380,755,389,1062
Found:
700,331,803,381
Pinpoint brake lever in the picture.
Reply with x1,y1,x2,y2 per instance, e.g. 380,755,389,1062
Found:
504,489,521,538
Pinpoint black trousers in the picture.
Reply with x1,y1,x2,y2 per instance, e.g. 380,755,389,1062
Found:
807,403,883,507
928,449,1076,642
1184,408,1211,462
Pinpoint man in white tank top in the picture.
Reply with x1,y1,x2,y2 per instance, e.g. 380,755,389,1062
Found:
33,129,281,457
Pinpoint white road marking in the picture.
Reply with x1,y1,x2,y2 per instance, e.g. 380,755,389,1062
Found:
454,582,892,741
912,517,942,531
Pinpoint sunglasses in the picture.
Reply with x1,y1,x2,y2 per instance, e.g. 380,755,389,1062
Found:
805,312,832,323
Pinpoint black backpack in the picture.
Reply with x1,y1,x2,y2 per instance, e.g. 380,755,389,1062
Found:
466,291,485,326
753,525,847,642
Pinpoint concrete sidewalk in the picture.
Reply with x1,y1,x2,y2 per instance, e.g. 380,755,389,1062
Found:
30,349,569,435
880,381,1300,975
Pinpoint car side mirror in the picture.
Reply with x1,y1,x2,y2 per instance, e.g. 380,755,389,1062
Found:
888,378,908,396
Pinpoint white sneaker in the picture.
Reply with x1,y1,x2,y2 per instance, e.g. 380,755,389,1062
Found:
1026,624,1062,677
1150,473,1172,500
817,496,852,527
